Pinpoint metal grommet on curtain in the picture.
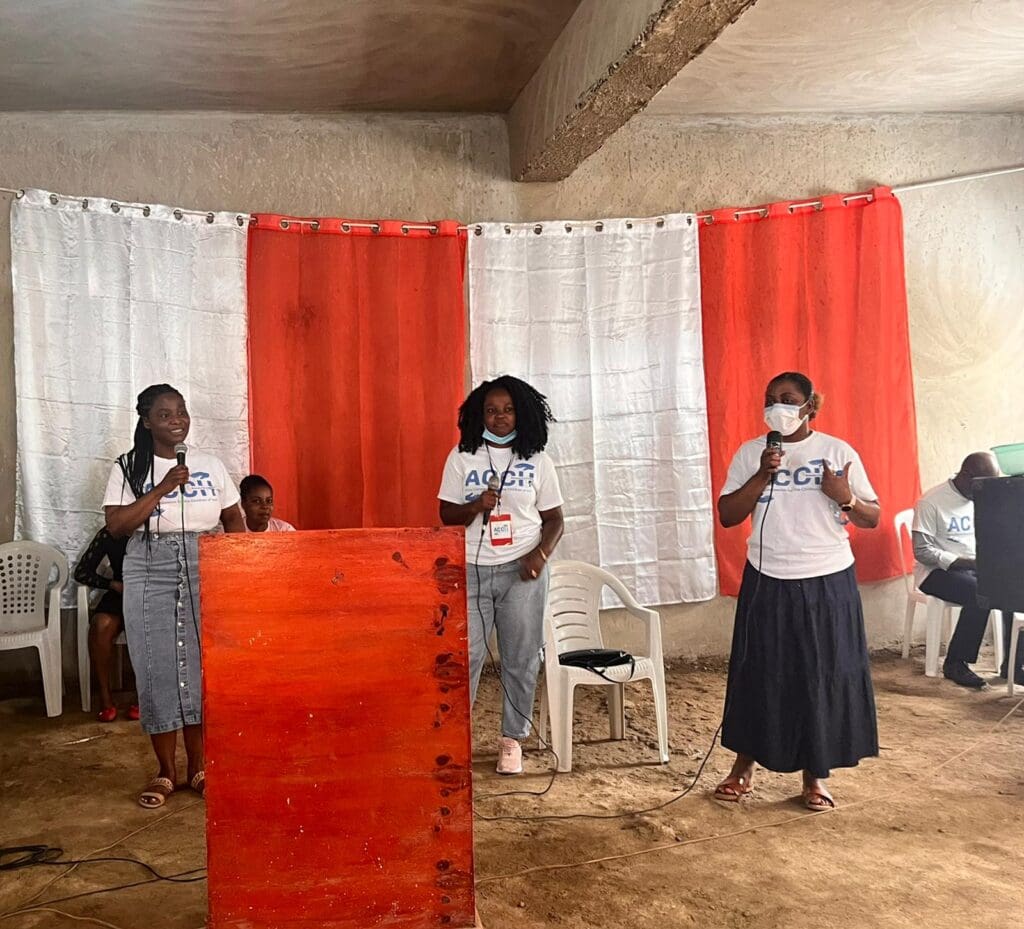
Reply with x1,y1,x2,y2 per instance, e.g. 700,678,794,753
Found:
173,209,183,220
595,221,604,232
473,225,482,236
81,199,89,210
49,193,58,205
732,211,741,222
311,221,320,231
142,206,151,217
503,225,511,234
533,224,542,235
814,202,823,211
625,221,633,229
787,205,796,214
341,223,350,232
564,223,572,233
280,219,290,229
206,212,215,223
401,225,409,235
656,218,665,228
111,203,121,213
371,224,380,234
236,215,246,227
703,215,713,225
430,225,439,235
686,216,693,226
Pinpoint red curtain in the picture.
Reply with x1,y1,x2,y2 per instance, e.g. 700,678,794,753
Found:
247,217,466,530
700,187,920,595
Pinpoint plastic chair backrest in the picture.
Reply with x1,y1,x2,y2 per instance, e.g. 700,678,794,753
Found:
893,508,915,595
0,541,68,634
546,561,634,657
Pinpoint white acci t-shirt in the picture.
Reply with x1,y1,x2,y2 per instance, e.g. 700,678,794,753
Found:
911,480,975,587
103,452,241,534
437,446,564,566
721,431,878,580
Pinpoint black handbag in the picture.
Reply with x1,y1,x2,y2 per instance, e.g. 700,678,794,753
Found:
558,648,636,682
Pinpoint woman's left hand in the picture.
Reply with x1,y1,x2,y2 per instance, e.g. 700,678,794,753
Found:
519,548,546,582
821,460,854,505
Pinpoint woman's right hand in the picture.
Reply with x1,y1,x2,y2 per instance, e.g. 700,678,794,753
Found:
475,489,499,514
757,446,783,481
156,465,190,496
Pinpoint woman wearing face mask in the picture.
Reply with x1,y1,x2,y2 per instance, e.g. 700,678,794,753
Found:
438,375,564,776
714,371,881,811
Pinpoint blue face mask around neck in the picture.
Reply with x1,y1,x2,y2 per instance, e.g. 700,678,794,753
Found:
482,428,517,446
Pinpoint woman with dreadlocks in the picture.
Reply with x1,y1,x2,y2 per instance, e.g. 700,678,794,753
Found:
438,375,564,775
103,384,244,808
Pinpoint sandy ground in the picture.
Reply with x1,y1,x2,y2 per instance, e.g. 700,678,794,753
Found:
2,649,1023,929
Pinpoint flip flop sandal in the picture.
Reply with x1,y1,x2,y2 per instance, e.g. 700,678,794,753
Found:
138,776,175,809
802,789,836,812
190,770,206,797
713,776,753,802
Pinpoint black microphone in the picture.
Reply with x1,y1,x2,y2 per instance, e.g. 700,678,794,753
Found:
482,473,501,525
766,431,783,483
174,442,188,491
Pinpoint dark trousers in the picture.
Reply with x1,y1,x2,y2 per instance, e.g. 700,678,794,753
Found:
919,568,1019,669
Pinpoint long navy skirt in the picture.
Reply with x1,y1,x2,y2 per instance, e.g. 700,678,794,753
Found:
721,562,878,779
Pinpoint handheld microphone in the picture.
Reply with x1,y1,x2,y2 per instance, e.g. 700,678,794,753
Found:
766,431,783,484
482,474,501,526
174,442,188,491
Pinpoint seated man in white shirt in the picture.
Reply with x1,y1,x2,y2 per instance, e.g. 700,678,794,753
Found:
912,452,1019,688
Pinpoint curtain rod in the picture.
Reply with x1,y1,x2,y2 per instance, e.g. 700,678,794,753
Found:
2,163,1022,229
892,164,1024,194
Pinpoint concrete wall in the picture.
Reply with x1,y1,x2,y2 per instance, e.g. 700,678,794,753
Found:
0,111,1021,685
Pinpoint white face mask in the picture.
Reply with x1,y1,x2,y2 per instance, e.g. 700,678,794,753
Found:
764,402,808,436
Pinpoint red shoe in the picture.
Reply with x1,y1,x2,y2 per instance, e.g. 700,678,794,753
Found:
127,704,140,721
96,706,117,722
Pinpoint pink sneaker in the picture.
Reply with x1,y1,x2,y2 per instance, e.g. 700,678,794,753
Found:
496,737,523,776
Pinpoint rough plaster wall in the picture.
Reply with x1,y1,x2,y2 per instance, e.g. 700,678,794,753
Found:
0,111,1021,687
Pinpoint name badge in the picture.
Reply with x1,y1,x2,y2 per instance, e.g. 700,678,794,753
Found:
489,513,513,546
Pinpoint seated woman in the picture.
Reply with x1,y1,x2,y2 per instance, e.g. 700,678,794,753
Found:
74,526,137,722
239,474,296,532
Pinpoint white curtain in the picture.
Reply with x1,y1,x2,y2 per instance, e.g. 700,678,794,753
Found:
468,214,716,606
12,189,250,590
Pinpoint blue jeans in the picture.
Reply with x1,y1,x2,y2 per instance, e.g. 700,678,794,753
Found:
123,533,203,734
467,561,548,740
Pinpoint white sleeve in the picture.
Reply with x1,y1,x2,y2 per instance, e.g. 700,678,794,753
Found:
847,449,877,502
534,454,564,511
437,448,467,504
721,444,757,496
102,461,132,507
217,459,241,509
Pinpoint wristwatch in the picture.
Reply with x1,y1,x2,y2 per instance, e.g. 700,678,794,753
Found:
840,495,857,512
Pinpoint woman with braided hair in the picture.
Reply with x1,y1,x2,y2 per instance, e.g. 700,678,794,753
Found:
104,384,243,808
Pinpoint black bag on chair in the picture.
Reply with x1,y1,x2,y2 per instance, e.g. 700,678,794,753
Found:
558,648,635,682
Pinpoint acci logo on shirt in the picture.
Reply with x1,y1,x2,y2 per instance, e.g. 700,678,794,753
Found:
463,463,537,500
758,458,831,503
144,472,219,516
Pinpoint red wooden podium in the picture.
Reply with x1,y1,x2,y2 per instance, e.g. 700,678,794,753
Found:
199,528,475,929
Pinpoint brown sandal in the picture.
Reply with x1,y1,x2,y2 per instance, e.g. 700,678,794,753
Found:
713,775,753,802
189,770,206,797
802,788,835,812
138,776,175,809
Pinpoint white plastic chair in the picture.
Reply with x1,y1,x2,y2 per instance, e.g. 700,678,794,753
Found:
894,508,1002,677
1008,615,1024,696
538,561,669,773
0,541,68,716
77,584,127,713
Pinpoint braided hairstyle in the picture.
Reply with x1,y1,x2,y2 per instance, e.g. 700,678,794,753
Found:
457,375,554,459
117,384,184,499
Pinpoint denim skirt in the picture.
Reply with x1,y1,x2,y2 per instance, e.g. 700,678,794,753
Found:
123,532,204,735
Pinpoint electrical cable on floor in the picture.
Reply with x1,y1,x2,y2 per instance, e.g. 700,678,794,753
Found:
474,694,1024,885
1,799,203,915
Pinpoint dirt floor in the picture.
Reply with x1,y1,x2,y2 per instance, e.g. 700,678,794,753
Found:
2,649,1023,929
